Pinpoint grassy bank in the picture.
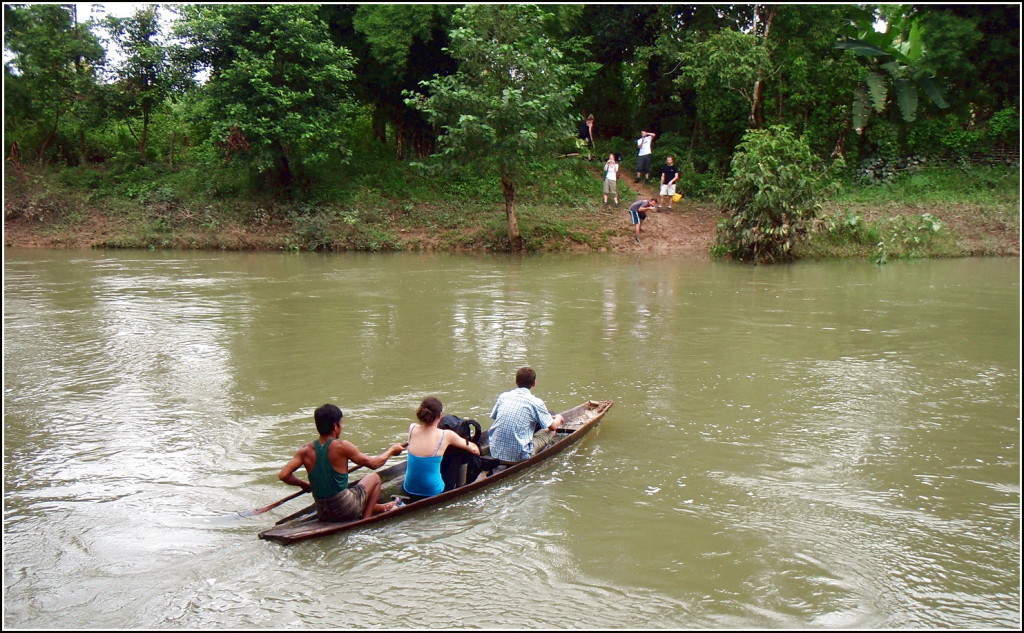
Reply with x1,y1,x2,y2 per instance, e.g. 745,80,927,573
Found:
4,142,1020,259
3,141,631,253
801,164,1020,261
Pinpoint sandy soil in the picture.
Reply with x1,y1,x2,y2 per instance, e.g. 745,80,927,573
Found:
597,171,719,258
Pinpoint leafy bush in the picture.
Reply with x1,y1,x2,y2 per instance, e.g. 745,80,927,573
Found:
941,127,984,164
987,106,1019,147
676,159,724,198
864,119,901,164
819,210,880,245
714,125,843,263
904,115,949,157
873,213,954,264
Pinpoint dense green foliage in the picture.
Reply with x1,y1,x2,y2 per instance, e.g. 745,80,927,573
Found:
3,3,1019,257
173,5,359,189
714,125,844,262
407,4,596,251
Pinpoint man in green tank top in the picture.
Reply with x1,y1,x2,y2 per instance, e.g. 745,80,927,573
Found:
278,404,405,521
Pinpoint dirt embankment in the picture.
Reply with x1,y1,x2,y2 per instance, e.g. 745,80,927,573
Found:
2,167,723,256
3,164,1019,257
594,166,719,257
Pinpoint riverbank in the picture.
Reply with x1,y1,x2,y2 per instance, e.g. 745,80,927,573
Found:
4,162,1020,259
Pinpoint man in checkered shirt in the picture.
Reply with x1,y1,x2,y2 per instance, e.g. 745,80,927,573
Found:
487,367,564,463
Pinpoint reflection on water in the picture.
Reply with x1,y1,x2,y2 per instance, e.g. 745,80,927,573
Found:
3,250,1019,629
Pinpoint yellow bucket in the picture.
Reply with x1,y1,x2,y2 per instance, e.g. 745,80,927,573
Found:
672,193,683,203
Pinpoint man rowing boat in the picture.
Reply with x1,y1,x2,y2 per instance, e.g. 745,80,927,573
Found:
278,403,405,521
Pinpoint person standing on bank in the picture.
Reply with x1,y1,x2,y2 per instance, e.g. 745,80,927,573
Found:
634,129,656,183
659,155,680,212
488,367,564,464
403,396,480,498
603,153,619,205
278,404,405,521
577,114,595,161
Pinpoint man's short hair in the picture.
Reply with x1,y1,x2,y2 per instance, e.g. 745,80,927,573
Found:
515,367,537,388
314,403,343,435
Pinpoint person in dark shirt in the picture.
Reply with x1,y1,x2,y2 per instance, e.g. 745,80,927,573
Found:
659,156,681,212
577,114,595,161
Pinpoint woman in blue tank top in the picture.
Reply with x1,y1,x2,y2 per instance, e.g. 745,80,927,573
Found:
403,397,480,497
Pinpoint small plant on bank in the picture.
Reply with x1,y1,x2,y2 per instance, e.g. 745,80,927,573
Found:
873,212,953,264
800,209,955,263
714,125,844,263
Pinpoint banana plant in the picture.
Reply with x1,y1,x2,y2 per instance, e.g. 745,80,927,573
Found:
836,15,949,133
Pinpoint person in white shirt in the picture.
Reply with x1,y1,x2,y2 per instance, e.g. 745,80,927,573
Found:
634,130,656,183
603,153,619,205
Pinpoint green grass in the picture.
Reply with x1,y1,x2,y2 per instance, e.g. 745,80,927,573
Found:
9,134,1019,256
836,163,1019,208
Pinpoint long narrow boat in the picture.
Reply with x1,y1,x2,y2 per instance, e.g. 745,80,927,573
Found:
259,399,613,544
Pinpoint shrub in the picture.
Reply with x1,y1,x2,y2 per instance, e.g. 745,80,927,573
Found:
715,125,843,263
873,213,955,264
987,106,1019,149
676,159,724,198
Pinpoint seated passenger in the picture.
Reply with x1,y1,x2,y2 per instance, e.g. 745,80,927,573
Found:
403,397,480,498
487,367,564,463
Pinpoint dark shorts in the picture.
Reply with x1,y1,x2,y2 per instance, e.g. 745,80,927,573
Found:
314,482,367,522
629,209,647,225
637,154,652,174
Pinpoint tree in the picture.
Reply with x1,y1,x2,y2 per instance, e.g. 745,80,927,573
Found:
836,10,949,133
101,6,191,161
671,28,776,130
576,4,676,139
3,3,104,164
174,4,356,190
912,4,1019,116
761,5,864,157
406,4,597,252
348,4,457,159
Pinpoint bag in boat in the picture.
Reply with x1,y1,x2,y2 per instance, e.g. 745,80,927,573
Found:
438,415,499,491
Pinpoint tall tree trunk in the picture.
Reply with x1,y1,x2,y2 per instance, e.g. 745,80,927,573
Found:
273,140,293,189
78,127,88,166
749,5,778,129
139,105,150,159
38,110,61,165
500,168,523,253
394,129,404,161
371,106,388,145
832,117,849,158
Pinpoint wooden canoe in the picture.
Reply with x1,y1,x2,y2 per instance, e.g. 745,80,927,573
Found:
259,399,614,544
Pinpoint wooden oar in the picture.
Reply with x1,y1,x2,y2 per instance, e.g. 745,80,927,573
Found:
275,503,317,525
237,463,364,518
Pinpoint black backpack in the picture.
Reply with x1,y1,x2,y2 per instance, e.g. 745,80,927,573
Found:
438,415,498,491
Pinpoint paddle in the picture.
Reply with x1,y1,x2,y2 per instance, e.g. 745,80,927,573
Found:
239,489,309,518
238,442,407,518
236,463,364,518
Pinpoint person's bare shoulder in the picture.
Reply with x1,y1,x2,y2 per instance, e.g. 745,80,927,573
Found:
332,438,360,458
